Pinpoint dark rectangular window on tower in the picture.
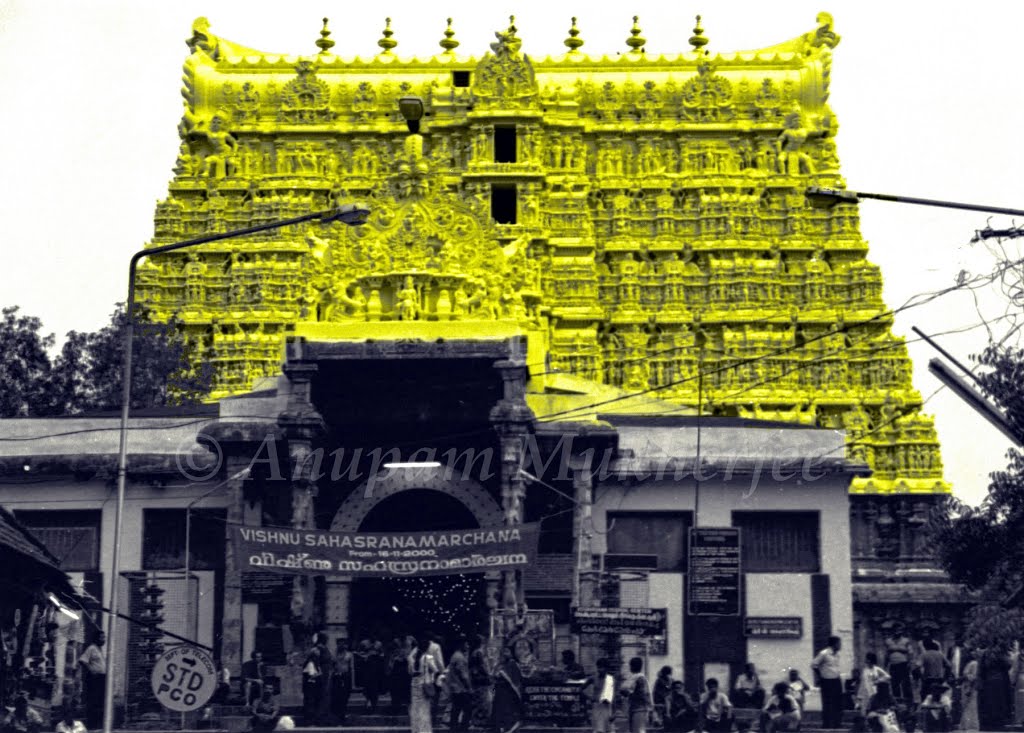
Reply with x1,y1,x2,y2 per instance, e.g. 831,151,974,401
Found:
494,126,517,163
452,71,471,88
491,184,517,224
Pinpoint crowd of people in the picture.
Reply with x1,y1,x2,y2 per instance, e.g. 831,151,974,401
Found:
240,631,495,733
837,629,1016,733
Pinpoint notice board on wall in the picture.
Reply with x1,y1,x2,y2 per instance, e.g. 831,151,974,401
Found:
687,528,741,616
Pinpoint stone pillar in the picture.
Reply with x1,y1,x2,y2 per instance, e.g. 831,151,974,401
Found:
221,454,251,675
571,457,594,609
498,432,527,609
490,349,535,613
278,360,325,635
325,580,351,644
288,438,318,626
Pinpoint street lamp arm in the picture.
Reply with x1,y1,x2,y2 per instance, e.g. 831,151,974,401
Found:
806,186,1024,218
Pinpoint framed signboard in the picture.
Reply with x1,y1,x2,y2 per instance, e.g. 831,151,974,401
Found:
687,528,741,616
744,617,803,638
570,607,667,636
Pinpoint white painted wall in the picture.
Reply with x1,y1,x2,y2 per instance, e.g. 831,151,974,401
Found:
745,573,813,690
590,450,854,695
648,572,684,675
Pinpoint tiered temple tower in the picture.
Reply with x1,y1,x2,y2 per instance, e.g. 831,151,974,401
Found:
135,14,963,651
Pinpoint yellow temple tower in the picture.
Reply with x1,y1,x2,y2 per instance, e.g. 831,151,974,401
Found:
134,15,962,646
138,13,946,498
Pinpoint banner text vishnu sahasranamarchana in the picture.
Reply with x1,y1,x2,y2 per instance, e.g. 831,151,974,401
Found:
231,524,541,577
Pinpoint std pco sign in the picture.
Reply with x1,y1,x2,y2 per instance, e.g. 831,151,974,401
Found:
150,645,217,712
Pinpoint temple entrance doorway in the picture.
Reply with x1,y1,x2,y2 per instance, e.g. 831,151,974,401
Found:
348,489,487,644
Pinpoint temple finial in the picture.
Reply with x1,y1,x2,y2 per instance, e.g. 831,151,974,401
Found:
377,17,397,54
626,15,646,54
564,17,584,53
689,14,709,54
315,17,335,55
439,18,460,54
508,15,517,35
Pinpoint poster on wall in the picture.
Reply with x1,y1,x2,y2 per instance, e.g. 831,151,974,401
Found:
486,609,557,670
231,523,540,577
687,527,741,616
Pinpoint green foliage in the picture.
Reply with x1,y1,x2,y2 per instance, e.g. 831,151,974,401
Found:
0,307,55,417
0,304,213,416
930,342,1024,652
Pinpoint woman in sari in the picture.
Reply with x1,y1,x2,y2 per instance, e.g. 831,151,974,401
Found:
959,654,979,732
409,634,439,733
492,637,531,733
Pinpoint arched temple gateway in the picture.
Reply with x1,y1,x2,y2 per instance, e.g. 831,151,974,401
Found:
0,14,968,718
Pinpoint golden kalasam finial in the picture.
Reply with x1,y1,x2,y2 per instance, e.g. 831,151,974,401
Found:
564,17,584,52
439,17,460,53
377,17,397,54
689,14,709,54
626,15,646,54
508,15,517,35
315,17,335,55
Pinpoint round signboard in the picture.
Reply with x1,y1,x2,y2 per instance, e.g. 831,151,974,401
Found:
150,645,217,712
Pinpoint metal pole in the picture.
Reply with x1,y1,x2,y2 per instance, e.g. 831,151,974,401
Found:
694,350,704,522
911,326,980,386
102,263,136,733
182,508,191,731
101,206,367,733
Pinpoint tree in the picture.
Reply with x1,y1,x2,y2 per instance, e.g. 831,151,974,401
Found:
930,343,1024,651
46,304,213,413
0,304,213,416
0,307,56,417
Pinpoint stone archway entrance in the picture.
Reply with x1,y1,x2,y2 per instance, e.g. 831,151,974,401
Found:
326,469,505,643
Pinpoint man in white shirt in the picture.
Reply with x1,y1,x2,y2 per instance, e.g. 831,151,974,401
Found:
78,632,106,730
700,678,734,733
811,635,843,729
589,658,616,733
427,633,446,672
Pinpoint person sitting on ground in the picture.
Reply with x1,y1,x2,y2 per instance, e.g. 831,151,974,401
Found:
700,678,734,733
54,708,85,733
664,680,699,733
866,682,901,733
919,683,952,732
760,682,801,733
250,688,281,733
734,663,766,709
241,650,266,707
3,696,42,733
786,670,809,710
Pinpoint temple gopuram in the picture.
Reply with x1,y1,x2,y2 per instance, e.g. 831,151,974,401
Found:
0,14,967,711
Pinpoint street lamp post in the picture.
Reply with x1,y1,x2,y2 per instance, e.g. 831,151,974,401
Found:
103,203,368,733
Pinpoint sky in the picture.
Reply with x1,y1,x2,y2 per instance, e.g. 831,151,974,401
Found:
0,0,1020,505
